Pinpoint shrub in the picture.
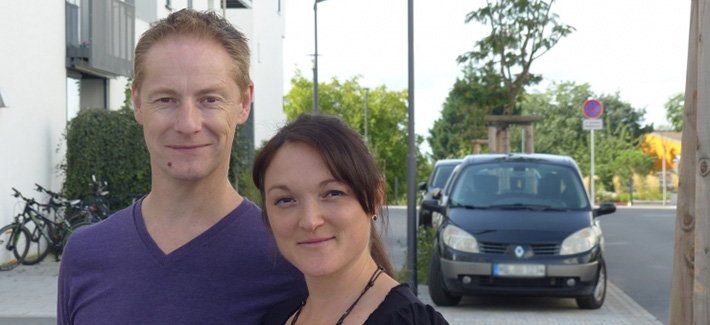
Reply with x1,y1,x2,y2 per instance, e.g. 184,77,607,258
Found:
61,108,151,208
395,226,436,284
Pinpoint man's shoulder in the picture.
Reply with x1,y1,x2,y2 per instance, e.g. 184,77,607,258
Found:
64,204,136,251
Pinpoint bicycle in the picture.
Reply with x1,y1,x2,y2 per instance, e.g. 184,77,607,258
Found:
9,188,91,266
0,214,30,271
34,183,99,226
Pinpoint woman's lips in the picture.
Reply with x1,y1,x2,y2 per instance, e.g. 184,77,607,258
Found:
298,237,335,245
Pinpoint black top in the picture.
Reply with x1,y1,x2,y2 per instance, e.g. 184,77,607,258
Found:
261,284,449,325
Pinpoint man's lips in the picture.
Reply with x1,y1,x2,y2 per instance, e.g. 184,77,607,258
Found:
298,237,335,245
167,144,210,150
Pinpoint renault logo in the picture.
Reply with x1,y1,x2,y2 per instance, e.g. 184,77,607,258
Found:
514,246,525,258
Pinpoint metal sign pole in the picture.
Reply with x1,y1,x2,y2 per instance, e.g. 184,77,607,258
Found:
590,129,595,205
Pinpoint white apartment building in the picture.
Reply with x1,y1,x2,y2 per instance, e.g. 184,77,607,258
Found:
0,0,287,226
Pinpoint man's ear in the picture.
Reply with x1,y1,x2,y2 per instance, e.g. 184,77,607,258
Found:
236,81,254,125
132,84,144,125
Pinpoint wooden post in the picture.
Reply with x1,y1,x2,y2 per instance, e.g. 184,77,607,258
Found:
496,128,503,153
670,1,699,323
501,127,510,154
488,126,498,154
524,125,534,154
472,139,488,155
695,1,710,322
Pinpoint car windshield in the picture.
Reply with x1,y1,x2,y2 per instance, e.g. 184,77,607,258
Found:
449,161,590,210
431,164,457,189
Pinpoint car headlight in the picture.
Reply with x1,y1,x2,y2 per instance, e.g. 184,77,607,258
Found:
560,227,598,255
442,224,479,253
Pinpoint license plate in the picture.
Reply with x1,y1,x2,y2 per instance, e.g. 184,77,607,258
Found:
493,264,545,277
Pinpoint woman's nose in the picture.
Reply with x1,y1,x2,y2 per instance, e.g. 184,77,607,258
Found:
298,199,325,231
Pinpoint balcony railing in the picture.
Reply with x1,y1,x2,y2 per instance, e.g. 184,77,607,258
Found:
66,0,135,78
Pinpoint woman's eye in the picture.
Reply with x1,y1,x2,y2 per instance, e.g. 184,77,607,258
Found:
325,190,345,198
274,197,295,206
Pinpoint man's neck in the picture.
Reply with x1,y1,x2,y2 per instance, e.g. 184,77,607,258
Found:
141,174,243,254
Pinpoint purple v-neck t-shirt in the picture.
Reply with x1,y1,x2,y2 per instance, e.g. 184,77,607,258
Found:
58,197,307,324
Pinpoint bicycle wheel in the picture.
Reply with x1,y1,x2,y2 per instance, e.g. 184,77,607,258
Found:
0,224,30,271
21,219,52,265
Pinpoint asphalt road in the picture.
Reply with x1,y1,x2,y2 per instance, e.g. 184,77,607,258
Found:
380,205,676,324
599,207,675,325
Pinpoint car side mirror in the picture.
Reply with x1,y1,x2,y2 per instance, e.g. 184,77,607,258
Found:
431,188,442,200
421,198,445,215
594,201,616,217
419,181,427,191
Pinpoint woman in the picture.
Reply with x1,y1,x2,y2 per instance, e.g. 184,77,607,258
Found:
253,113,448,324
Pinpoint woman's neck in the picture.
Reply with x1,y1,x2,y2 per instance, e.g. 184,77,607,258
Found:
294,258,398,324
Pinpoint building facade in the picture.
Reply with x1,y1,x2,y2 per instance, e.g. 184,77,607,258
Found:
0,0,286,226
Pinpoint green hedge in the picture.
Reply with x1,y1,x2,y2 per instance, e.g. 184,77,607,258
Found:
61,108,151,209
61,107,254,210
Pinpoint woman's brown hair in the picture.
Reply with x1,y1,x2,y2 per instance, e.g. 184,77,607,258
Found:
252,113,394,277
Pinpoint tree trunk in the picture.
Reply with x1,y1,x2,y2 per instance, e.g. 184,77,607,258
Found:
669,1,698,323
695,1,710,322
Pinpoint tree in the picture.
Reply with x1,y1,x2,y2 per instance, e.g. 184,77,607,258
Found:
459,0,574,115
519,81,653,188
665,93,684,132
284,71,429,202
428,64,506,160
611,150,656,183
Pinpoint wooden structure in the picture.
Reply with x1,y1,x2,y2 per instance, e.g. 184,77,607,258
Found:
669,0,710,323
484,115,541,154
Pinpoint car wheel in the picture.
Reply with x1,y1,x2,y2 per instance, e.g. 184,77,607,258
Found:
418,209,432,228
576,259,606,309
428,249,462,306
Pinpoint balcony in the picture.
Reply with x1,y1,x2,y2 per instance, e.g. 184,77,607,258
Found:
66,0,135,78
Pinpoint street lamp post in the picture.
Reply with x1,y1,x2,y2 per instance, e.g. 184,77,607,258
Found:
313,0,328,113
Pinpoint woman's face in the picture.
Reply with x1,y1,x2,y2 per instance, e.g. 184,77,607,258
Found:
263,142,372,278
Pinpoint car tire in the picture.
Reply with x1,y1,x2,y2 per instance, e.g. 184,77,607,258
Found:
418,209,432,228
428,250,462,306
576,259,606,309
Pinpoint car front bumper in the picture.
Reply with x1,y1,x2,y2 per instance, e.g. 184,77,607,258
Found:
439,256,600,297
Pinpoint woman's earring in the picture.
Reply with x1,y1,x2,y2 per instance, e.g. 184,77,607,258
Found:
372,215,378,222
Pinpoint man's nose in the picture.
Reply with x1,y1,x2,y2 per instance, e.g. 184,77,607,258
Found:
174,101,202,134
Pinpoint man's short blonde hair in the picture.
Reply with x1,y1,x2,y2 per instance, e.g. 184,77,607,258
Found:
133,9,250,94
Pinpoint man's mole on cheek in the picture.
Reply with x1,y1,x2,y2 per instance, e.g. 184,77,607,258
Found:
168,162,172,168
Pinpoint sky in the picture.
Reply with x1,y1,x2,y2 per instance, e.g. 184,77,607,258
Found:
282,1,691,154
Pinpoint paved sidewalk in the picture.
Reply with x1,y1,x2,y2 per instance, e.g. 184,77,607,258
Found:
0,261,663,324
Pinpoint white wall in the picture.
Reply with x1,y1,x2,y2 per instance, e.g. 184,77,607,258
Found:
0,2,68,226
249,0,287,147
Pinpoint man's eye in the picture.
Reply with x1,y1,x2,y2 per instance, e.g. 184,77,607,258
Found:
158,98,172,103
205,97,218,103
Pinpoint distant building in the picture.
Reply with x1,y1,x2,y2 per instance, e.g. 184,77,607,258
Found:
0,0,287,226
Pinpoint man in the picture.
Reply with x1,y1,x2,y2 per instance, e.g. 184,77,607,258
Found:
58,9,307,324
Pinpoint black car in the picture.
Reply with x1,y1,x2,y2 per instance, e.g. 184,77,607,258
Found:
419,159,461,227
421,154,616,309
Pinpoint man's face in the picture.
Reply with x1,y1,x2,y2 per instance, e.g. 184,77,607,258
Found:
132,35,252,183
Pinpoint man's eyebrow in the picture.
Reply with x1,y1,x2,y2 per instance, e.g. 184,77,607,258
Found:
145,87,179,98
